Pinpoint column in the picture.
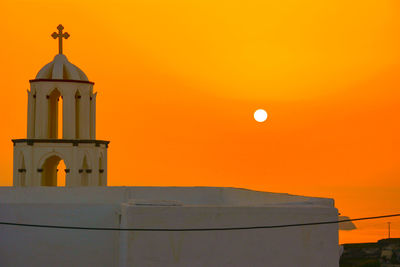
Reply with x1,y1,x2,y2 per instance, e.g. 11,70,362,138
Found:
79,92,90,139
103,148,108,186
90,92,96,140
69,145,79,186
88,149,97,186
12,147,18,186
27,90,35,139
63,90,75,139
27,145,35,186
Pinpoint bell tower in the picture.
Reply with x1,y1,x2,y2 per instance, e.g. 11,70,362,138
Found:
12,24,109,187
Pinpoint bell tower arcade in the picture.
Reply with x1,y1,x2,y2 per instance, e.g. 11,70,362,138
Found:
12,24,109,187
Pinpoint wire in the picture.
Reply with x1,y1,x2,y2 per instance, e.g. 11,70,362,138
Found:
0,214,399,231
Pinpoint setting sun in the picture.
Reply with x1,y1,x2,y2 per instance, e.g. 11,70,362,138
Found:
254,109,268,122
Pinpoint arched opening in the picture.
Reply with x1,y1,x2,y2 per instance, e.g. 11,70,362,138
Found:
80,156,89,186
18,154,26,186
57,160,66,186
75,91,81,139
99,156,104,186
48,89,62,139
41,155,67,186
58,94,63,138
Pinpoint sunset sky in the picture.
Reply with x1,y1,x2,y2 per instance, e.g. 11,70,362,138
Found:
1,0,400,244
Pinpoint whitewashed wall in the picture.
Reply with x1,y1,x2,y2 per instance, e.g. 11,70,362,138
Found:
0,187,339,267
13,142,108,186
0,203,120,267
119,204,339,267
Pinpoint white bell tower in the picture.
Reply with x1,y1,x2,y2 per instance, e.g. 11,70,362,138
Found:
12,24,109,187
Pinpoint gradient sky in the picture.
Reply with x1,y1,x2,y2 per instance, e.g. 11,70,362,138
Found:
1,0,400,244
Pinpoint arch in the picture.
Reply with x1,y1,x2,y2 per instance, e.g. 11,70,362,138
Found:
57,160,67,186
75,90,81,139
41,155,68,186
38,151,70,170
47,88,62,138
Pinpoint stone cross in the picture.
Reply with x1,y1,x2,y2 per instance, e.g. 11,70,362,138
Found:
51,24,70,55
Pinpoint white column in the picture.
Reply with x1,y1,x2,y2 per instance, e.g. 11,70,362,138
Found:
32,147,41,186
27,90,35,139
65,146,75,187
71,145,79,186
12,147,18,186
27,145,35,186
90,92,97,140
63,91,75,139
88,149,98,186
103,148,108,186
79,92,90,139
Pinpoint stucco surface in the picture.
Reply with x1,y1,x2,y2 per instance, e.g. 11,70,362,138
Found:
0,203,120,267
35,54,89,81
0,187,339,267
0,186,333,206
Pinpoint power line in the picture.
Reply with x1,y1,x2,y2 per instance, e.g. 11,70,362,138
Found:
0,213,399,231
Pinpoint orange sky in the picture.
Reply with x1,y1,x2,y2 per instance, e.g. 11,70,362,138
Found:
1,0,400,244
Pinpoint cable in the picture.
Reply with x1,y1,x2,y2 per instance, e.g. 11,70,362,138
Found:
0,214,399,231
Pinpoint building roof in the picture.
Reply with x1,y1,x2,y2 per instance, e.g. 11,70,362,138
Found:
35,54,88,81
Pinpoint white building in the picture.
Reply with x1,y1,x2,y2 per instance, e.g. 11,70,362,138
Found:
0,25,340,267
12,24,108,188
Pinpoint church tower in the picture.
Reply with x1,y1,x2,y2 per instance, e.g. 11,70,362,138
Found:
12,25,109,187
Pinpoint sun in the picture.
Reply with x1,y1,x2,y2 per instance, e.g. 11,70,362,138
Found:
254,109,268,122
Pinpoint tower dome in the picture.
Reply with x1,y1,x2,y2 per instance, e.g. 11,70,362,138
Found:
35,54,89,81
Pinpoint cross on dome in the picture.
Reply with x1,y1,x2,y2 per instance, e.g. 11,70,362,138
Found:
35,25,88,81
51,24,70,55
